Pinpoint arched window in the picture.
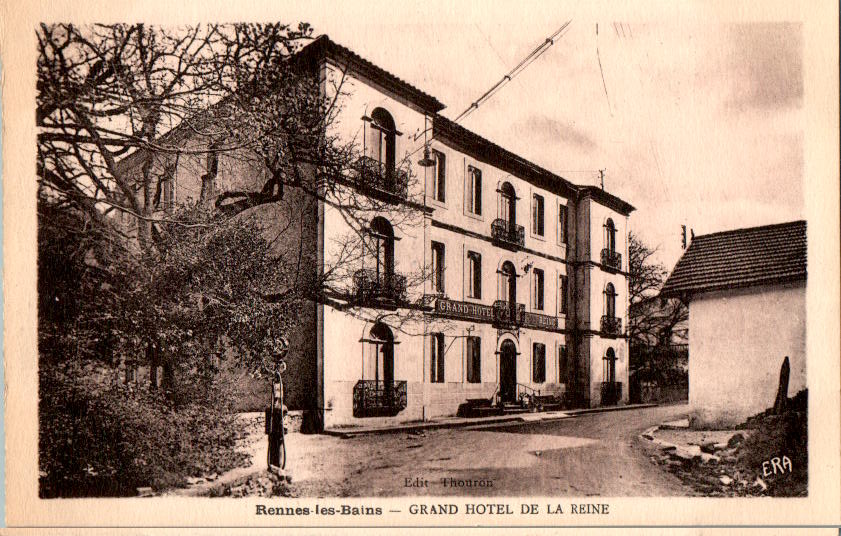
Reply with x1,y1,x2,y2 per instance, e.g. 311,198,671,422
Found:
370,108,396,178
603,347,616,383
369,216,395,284
367,323,395,388
499,261,517,304
604,282,617,318
605,218,616,253
499,182,516,228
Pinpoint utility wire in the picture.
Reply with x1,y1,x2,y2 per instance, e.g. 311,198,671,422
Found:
406,19,574,163
453,20,573,124
595,23,613,116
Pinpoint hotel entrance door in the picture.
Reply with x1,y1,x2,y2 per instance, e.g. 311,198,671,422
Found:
500,340,517,403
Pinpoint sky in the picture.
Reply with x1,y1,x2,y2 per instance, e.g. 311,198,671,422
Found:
291,2,805,270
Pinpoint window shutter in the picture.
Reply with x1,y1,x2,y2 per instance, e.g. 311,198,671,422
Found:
474,170,482,215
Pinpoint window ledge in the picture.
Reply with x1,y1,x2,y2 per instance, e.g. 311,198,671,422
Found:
426,197,447,210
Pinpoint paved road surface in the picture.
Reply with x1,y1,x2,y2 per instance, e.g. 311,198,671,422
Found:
282,404,693,497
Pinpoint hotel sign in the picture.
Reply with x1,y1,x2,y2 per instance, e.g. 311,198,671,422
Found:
435,298,494,322
434,298,560,332
522,311,559,331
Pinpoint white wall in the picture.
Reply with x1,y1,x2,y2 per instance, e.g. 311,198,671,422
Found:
688,281,807,427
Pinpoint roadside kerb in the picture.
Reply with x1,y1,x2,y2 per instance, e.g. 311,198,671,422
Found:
324,403,660,438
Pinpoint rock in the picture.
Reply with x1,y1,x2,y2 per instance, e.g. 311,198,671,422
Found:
719,476,733,486
700,442,719,454
206,473,218,481
136,487,154,497
701,453,719,464
660,445,677,452
713,442,728,451
727,433,745,449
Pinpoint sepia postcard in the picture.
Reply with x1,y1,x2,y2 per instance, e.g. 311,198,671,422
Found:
1,0,839,532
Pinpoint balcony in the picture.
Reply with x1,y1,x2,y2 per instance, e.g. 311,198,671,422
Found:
356,156,409,201
600,381,623,406
601,315,623,337
491,219,525,249
600,248,622,272
352,269,408,305
353,380,408,417
493,300,525,328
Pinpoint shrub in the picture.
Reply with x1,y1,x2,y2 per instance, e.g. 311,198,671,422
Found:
39,362,248,497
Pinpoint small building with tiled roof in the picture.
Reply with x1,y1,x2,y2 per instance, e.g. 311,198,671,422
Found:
661,220,807,427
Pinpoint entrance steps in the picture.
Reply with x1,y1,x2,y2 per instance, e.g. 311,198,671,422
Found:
457,397,565,418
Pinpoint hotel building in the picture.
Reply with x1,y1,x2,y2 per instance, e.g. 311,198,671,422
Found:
121,36,635,430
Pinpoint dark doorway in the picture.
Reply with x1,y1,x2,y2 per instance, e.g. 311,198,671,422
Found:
499,340,517,403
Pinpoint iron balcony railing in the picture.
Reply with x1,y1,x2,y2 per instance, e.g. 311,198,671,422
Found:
491,219,525,249
601,315,623,337
493,300,525,327
600,381,623,406
352,380,408,417
600,248,622,271
352,269,408,304
356,156,409,199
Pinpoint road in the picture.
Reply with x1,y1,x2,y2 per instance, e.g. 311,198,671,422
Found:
281,404,694,497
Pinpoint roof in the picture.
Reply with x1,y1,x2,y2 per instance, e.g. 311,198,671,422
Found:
661,220,807,298
299,36,446,113
434,116,635,213
578,186,636,217
433,115,578,199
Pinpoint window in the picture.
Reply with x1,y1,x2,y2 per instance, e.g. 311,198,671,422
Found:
432,150,446,202
431,332,445,383
466,336,481,383
368,323,395,383
605,218,616,253
499,182,516,224
558,345,568,384
532,194,544,236
532,343,546,383
604,282,617,318
370,108,396,176
162,179,174,209
467,251,482,299
467,166,482,215
499,261,517,303
559,275,568,314
370,217,395,284
431,241,445,294
603,347,617,383
533,268,544,311
558,203,568,245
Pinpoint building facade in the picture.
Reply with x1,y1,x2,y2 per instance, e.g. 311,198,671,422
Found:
312,37,633,428
118,36,635,430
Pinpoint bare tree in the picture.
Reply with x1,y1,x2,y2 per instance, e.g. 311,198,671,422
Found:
628,232,688,396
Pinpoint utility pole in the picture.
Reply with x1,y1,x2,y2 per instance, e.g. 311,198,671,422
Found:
599,169,605,190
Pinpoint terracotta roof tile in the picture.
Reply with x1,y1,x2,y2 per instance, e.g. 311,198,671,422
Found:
661,220,806,297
